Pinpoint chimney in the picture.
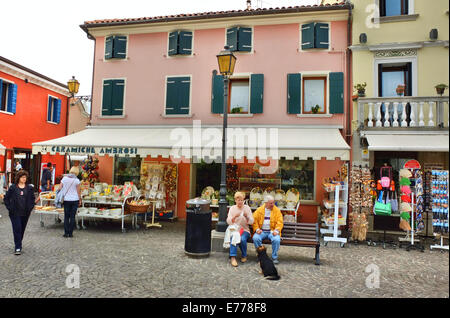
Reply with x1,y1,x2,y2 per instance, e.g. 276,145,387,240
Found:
246,0,251,10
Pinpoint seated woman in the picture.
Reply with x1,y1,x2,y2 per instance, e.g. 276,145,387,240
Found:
226,191,254,267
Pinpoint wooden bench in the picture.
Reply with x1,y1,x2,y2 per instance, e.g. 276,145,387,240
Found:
249,222,321,265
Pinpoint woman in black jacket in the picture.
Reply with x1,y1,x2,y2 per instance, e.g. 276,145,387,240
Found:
4,170,36,255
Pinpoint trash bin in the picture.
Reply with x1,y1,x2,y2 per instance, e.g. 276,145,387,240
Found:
185,198,212,257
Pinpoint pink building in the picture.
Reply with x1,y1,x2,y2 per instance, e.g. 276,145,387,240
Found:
34,3,352,222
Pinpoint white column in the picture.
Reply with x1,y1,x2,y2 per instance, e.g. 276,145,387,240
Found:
410,102,417,127
383,102,391,127
418,102,425,127
392,102,399,127
401,102,408,127
368,103,374,127
428,102,435,127
376,102,382,127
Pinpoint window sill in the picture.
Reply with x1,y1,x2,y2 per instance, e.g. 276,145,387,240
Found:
97,115,127,119
0,110,14,116
373,14,419,24
297,114,332,118
220,114,254,118
46,121,59,125
162,114,193,118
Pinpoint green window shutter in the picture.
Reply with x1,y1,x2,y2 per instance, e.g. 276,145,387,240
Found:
238,27,252,52
226,27,238,52
250,74,264,114
102,80,113,116
211,74,224,114
314,23,329,49
105,36,113,60
329,72,344,114
301,23,315,50
179,31,193,55
113,36,127,59
287,73,301,114
165,77,177,115
168,31,179,56
177,77,191,114
111,80,125,115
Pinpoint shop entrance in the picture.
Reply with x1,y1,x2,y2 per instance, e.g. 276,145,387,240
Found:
13,148,40,188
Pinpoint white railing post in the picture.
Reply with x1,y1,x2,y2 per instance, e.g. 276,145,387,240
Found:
376,102,382,127
410,102,417,127
368,103,374,127
383,102,390,127
392,102,399,127
428,102,435,127
401,102,408,127
419,102,425,127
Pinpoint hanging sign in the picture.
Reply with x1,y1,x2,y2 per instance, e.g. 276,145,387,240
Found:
404,159,421,170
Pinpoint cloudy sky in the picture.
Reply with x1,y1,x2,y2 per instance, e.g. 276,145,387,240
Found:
1,0,319,96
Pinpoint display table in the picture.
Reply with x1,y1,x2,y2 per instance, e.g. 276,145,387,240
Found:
35,192,66,228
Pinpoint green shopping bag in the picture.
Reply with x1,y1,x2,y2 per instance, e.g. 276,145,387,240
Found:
374,190,392,216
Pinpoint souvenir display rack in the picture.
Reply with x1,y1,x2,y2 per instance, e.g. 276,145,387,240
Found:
424,164,444,237
321,183,348,247
349,165,372,243
430,170,449,251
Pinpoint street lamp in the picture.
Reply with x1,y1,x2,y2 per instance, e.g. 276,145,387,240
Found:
67,76,80,97
215,46,237,232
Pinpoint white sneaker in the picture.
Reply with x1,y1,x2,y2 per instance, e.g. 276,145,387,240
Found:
14,249,22,255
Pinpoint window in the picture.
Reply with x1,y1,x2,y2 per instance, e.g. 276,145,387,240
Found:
301,22,329,50
0,79,17,114
47,96,61,124
287,72,343,115
226,27,252,52
211,74,264,114
102,79,125,116
168,31,193,56
105,35,127,60
303,77,327,114
380,0,409,17
279,158,315,201
114,156,142,186
165,76,191,115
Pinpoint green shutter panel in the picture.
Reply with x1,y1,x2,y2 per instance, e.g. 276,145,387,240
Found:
113,36,127,59
102,80,113,116
7,84,18,114
238,27,252,52
166,77,179,115
177,77,191,114
47,96,53,121
226,27,238,52
168,31,179,56
329,72,344,114
250,74,264,114
105,36,113,60
179,31,193,55
314,23,329,49
211,74,224,114
301,23,315,50
287,73,301,114
111,80,125,115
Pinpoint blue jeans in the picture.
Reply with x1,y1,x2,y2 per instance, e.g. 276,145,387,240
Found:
229,231,250,258
63,200,78,236
252,231,281,260
9,214,30,250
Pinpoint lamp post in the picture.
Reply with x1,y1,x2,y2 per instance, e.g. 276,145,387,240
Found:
215,46,237,232
65,76,80,172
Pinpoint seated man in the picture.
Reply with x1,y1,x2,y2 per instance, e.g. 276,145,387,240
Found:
252,195,284,264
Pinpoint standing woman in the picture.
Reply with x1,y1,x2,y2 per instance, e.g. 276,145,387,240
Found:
60,167,81,238
4,170,36,255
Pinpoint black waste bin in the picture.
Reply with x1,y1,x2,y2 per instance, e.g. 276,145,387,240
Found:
185,198,212,257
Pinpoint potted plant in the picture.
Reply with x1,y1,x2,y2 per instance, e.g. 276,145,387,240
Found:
396,84,406,96
311,105,320,114
231,106,243,114
354,82,367,97
352,94,359,102
435,84,448,96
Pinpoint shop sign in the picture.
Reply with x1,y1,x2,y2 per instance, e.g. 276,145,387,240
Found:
403,159,421,170
44,146,139,156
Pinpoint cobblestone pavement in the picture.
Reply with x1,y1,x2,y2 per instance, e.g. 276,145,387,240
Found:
0,204,448,298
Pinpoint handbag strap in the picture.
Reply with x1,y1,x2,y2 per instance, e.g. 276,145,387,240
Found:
63,178,77,197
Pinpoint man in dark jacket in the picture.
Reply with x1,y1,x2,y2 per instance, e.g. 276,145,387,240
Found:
4,170,36,255
41,162,53,192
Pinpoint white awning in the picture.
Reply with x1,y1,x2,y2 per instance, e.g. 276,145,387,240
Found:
0,143,5,156
32,126,350,161
365,134,449,152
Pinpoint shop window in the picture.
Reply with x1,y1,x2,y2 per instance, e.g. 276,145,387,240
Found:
379,0,409,17
194,161,221,197
114,156,142,186
303,77,327,114
279,159,315,201
0,79,17,114
47,96,61,124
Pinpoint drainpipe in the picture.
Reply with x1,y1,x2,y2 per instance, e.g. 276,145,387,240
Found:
88,36,96,124
346,1,353,146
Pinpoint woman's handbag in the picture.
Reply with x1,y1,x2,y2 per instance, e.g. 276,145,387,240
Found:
380,166,392,188
55,178,76,208
374,191,392,216
389,191,399,213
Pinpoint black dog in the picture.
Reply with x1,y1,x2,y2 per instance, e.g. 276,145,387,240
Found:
256,246,280,280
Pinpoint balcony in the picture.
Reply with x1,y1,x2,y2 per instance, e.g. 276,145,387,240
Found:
357,96,449,130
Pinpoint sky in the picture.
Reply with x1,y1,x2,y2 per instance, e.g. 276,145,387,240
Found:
1,0,319,97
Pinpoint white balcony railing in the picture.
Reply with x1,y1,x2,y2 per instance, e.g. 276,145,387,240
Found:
358,96,449,129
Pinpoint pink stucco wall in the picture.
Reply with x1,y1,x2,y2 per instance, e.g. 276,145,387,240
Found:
90,21,349,128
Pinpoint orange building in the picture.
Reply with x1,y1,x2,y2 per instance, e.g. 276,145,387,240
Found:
0,55,70,188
